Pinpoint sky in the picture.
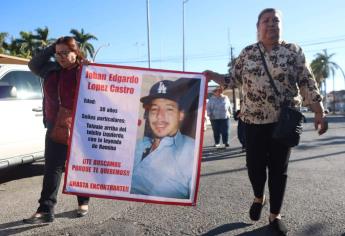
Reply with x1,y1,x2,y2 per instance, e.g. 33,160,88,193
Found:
2,0,345,92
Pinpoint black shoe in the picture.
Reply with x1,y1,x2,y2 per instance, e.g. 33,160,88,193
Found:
269,218,288,236
225,144,230,147
76,207,88,217
249,198,266,221
23,212,54,224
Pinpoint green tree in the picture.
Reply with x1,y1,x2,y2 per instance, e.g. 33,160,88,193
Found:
70,28,98,59
33,26,55,51
310,49,340,113
0,32,8,54
16,31,36,58
1,27,56,59
4,37,26,57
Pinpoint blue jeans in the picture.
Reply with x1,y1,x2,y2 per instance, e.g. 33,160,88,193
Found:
210,118,230,145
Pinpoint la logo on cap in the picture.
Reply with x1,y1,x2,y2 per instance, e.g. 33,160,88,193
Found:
157,81,167,94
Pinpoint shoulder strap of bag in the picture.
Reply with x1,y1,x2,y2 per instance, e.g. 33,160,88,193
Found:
257,43,280,97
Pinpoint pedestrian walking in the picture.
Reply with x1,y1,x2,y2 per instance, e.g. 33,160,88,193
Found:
206,86,232,148
23,36,90,224
204,8,328,235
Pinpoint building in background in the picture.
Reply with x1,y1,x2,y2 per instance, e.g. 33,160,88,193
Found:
326,90,345,112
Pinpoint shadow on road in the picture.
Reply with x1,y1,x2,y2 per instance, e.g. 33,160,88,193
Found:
235,225,278,236
201,222,251,236
201,167,247,177
297,135,345,150
290,150,345,163
0,220,48,236
55,210,77,219
305,114,345,124
201,150,345,178
202,146,246,162
0,160,45,184
295,222,327,236
0,210,76,236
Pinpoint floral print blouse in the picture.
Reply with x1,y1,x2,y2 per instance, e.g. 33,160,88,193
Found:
216,41,322,124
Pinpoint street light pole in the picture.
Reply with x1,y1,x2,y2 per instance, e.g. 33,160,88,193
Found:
182,0,189,71
92,43,110,62
146,0,151,68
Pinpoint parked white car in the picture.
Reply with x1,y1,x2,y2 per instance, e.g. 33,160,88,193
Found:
0,64,46,169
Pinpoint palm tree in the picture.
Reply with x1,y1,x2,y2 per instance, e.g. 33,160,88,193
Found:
310,58,327,89
0,32,8,54
33,26,55,52
16,31,36,58
4,37,25,57
70,28,98,59
310,49,339,113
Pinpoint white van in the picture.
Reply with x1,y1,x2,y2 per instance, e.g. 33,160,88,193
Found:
0,64,46,169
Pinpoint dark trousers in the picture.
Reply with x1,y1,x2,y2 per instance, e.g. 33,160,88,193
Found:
237,119,246,148
37,132,89,214
210,118,230,145
245,123,291,214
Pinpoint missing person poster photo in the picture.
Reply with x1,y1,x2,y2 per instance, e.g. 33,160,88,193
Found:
63,64,206,205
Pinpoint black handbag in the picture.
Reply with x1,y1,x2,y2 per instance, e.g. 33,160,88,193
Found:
272,105,303,147
257,43,304,147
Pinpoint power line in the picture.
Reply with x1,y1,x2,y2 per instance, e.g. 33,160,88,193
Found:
297,34,345,43
102,52,228,64
101,37,345,64
300,38,345,47
304,45,345,53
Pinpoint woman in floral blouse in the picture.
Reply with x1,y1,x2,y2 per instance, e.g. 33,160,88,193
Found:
205,8,328,235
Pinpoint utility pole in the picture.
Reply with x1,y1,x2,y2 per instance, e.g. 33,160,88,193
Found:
333,75,336,114
228,28,237,112
230,47,237,113
182,0,189,71
146,0,151,68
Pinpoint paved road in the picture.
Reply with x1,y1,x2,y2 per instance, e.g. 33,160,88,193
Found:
0,113,344,236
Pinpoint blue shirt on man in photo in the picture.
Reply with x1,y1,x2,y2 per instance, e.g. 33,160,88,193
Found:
130,131,195,199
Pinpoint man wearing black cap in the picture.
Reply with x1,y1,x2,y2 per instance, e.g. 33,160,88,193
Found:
130,79,196,199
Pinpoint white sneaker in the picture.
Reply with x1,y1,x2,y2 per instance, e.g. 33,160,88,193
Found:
214,144,221,148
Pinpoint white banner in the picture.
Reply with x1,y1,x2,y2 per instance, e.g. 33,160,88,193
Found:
63,64,206,205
